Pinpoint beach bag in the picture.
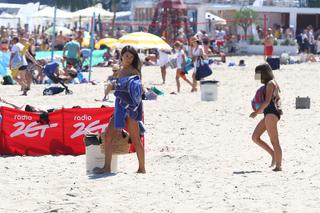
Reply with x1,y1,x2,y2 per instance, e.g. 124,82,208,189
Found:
100,131,131,155
43,86,65,96
251,85,266,111
195,58,212,81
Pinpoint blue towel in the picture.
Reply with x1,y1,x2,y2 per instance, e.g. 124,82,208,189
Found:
114,75,143,129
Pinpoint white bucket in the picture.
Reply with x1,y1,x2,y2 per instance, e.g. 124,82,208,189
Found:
85,135,117,174
200,80,219,101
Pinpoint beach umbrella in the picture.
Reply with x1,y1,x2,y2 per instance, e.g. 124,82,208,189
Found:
95,38,118,49
45,26,72,36
117,32,171,50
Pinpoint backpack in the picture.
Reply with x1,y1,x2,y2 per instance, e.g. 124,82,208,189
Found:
43,86,65,96
251,85,266,111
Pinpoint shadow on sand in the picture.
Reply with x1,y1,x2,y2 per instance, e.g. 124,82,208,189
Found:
233,170,262,175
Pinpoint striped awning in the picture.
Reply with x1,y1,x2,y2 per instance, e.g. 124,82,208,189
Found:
117,32,172,50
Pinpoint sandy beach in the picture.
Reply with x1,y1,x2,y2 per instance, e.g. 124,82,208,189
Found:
1,55,320,212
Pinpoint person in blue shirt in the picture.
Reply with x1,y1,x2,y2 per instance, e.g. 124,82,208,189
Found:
63,37,80,67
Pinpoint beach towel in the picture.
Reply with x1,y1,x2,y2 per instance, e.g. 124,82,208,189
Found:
114,75,143,129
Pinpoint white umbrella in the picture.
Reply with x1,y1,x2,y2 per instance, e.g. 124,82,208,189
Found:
45,26,73,36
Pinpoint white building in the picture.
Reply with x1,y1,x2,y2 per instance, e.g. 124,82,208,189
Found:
132,0,320,35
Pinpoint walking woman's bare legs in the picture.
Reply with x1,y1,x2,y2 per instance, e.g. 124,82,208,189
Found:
161,66,166,84
191,72,197,92
127,117,145,173
252,118,275,167
175,73,181,93
265,114,282,171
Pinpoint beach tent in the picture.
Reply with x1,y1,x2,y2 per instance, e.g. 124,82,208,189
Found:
117,32,171,50
205,12,227,25
31,6,73,28
0,12,19,27
31,6,73,19
72,5,113,19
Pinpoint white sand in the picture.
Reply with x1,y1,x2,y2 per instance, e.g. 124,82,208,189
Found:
1,56,320,212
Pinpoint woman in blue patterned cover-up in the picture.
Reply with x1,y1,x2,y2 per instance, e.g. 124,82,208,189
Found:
94,45,145,174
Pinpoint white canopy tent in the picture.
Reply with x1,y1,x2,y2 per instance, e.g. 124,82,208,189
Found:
72,5,113,19
31,6,73,19
0,12,19,27
31,6,74,28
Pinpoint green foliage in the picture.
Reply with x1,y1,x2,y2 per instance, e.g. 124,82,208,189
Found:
233,7,258,40
280,39,297,46
55,0,97,11
308,0,320,7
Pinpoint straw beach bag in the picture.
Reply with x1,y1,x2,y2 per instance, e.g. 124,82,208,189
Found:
100,130,131,155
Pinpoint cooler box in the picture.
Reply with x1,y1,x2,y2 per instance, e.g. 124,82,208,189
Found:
267,57,280,70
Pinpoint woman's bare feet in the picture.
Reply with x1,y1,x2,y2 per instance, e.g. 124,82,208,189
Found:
137,168,146,174
93,166,111,174
272,167,282,172
270,156,275,168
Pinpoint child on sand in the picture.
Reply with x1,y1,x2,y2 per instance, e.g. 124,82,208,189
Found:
174,41,193,93
250,63,283,171
95,64,120,101
94,45,145,174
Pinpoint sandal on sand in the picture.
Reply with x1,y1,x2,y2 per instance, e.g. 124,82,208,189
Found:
92,167,109,174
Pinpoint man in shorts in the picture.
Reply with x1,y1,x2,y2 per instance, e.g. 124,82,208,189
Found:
9,37,39,95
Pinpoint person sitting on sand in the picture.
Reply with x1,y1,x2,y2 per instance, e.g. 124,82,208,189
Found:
94,45,145,174
250,63,283,172
42,61,78,83
95,64,120,101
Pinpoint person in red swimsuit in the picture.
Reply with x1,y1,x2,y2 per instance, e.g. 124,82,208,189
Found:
264,28,274,59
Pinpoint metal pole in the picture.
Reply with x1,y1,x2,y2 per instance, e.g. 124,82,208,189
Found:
88,12,96,82
51,5,57,62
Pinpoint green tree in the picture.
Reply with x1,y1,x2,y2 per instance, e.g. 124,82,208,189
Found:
55,0,97,11
110,0,121,37
233,7,258,40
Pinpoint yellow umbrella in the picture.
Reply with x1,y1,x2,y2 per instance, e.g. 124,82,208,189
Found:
95,38,118,49
117,32,171,50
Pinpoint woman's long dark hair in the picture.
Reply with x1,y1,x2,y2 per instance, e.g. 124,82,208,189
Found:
255,63,274,84
121,45,142,74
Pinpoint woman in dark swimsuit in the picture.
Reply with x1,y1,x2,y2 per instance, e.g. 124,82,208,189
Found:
250,63,283,171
